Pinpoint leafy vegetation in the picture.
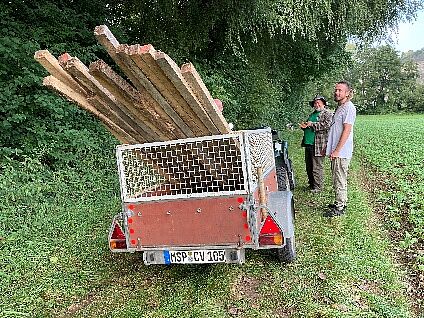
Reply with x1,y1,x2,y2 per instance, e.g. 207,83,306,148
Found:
1,0,421,158
346,45,424,114
0,1,111,159
355,115,424,274
107,0,422,126
0,131,120,317
403,47,424,62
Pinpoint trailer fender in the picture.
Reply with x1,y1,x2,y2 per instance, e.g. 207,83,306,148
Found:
266,191,294,238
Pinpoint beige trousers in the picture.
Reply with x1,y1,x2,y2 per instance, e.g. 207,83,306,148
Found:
330,157,351,208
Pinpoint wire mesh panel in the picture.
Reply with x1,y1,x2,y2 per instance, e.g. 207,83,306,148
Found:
245,129,275,188
117,134,248,202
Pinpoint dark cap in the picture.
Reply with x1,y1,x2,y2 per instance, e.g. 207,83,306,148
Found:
309,95,327,107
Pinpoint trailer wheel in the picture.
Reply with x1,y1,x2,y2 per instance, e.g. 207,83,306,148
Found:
280,141,295,190
276,236,296,263
276,166,290,191
275,157,290,191
287,158,295,190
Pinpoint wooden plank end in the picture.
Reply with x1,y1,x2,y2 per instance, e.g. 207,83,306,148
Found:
94,25,120,51
180,62,194,74
116,44,130,54
58,53,72,67
89,59,108,72
140,44,155,54
154,50,166,60
127,44,142,55
34,49,50,60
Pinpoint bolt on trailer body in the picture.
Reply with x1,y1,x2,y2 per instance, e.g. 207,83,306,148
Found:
108,128,296,264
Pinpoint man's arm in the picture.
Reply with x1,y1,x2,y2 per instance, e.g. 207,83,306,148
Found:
330,123,352,159
310,110,332,131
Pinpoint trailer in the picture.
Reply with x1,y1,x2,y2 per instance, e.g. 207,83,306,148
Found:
108,127,295,264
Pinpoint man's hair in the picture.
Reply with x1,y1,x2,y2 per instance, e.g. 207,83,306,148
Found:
337,80,352,90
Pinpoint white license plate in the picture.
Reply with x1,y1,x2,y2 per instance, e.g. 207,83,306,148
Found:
165,249,226,264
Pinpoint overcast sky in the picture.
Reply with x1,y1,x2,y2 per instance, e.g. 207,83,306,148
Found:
392,10,424,52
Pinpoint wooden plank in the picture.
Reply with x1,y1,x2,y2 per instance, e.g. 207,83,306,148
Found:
42,75,135,144
257,167,267,222
94,25,193,138
34,50,87,96
116,45,195,138
87,96,146,143
181,62,231,134
131,46,231,182
89,59,173,141
45,53,145,143
94,25,148,94
126,46,230,181
154,51,220,135
57,52,72,65
62,56,161,142
128,44,208,137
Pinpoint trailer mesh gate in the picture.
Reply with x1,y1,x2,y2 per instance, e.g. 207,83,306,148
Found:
246,130,275,187
117,130,274,202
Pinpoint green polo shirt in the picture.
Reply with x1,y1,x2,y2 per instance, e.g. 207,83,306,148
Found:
303,111,320,145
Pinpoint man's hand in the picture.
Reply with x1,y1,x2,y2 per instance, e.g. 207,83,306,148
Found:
330,150,340,160
299,122,308,129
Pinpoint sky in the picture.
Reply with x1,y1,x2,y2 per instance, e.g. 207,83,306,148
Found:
391,10,424,52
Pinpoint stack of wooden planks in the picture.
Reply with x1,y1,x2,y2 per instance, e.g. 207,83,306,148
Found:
34,25,231,144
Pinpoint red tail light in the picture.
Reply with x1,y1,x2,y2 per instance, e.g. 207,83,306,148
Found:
111,222,126,239
110,221,127,250
259,216,283,246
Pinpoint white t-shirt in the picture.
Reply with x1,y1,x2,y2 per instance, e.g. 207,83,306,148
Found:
326,100,356,159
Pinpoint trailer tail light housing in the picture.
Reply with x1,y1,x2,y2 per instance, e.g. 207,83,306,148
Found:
259,215,283,246
109,221,127,250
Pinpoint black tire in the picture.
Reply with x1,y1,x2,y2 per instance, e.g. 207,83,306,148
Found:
287,158,295,191
280,141,295,190
275,157,290,191
276,236,296,263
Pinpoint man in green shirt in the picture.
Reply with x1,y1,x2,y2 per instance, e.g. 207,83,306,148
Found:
300,95,333,193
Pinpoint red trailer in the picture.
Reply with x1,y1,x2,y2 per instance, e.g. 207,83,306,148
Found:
108,128,295,264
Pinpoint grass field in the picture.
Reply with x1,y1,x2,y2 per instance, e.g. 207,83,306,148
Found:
355,114,423,267
0,115,421,317
354,114,424,313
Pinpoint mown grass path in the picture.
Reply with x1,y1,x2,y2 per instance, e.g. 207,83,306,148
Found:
0,117,418,318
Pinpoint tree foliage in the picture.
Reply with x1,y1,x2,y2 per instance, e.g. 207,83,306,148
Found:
0,1,115,163
106,0,421,126
108,0,422,55
402,47,424,61
346,45,423,113
0,0,421,161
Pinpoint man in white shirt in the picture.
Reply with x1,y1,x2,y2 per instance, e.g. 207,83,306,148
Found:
325,81,356,217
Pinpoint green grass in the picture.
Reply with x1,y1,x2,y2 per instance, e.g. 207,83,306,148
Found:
0,121,417,318
355,114,424,271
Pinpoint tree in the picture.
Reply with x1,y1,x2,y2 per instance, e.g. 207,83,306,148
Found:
0,1,113,162
1,0,421,160
347,45,421,113
105,0,421,126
